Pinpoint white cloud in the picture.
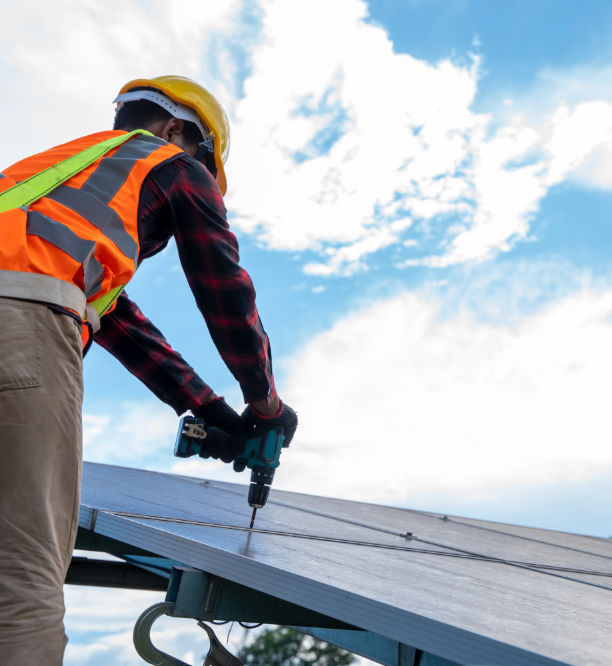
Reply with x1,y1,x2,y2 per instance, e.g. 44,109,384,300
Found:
225,0,612,273
0,0,243,166
2,0,611,275
303,227,398,276
571,141,612,190
171,456,229,478
83,414,110,446
493,63,612,191
532,62,612,110
545,101,612,187
83,402,177,468
275,271,612,506
83,401,255,488
227,0,487,272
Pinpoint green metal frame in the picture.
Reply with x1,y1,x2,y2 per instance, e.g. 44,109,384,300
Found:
166,567,356,629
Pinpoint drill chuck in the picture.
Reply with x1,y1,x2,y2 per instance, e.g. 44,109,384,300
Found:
248,467,276,508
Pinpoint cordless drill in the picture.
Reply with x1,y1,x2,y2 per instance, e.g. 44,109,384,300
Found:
174,416,287,527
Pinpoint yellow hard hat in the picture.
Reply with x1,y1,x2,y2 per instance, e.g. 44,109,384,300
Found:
117,75,230,195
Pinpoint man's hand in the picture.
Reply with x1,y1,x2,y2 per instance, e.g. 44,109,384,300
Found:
241,399,298,447
192,397,246,463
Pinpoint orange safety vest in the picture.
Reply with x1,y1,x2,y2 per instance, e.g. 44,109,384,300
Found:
0,130,183,347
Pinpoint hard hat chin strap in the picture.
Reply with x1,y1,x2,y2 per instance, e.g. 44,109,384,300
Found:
195,136,218,178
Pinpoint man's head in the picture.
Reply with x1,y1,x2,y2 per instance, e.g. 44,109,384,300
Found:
113,89,204,154
113,76,230,194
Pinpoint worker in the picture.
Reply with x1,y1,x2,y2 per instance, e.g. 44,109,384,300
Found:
0,75,297,664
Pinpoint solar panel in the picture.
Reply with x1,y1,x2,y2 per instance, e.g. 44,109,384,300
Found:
77,462,612,666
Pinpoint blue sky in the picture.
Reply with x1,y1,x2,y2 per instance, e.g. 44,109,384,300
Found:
3,0,612,663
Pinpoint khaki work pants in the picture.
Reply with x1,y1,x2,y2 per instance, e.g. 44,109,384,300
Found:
0,297,83,665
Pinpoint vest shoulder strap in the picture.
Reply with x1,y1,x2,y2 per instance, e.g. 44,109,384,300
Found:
0,129,154,213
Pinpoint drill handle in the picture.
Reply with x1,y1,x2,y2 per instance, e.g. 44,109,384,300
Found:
234,425,285,472
173,415,232,458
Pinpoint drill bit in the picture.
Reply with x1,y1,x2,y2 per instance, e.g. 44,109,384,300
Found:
249,507,257,529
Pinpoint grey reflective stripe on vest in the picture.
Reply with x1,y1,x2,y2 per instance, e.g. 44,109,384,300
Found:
45,185,138,262
0,173,5,179
81,134,165,203
27,211,104,298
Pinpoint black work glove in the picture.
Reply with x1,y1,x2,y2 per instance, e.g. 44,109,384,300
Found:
192,398,248,463
241,401,298,446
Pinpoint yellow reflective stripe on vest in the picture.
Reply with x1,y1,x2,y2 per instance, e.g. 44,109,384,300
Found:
90,282,127,317
41,134,166,263
0,129,154,213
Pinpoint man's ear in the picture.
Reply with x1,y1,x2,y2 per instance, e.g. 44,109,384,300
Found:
160,117,184,142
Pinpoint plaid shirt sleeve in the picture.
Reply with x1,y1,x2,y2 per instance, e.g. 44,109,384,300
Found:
94,154,276,415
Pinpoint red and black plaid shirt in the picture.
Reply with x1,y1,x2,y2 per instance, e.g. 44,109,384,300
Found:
94,154,276,415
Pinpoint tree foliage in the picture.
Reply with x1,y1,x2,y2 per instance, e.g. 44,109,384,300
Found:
237,626,355,666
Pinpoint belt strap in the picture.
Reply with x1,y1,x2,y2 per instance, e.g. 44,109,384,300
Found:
0,270,86,317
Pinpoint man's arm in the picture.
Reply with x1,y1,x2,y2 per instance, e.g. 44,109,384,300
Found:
143,155,277,406
94,292,214,415
95,154,276,416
